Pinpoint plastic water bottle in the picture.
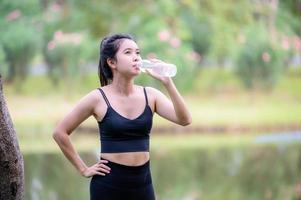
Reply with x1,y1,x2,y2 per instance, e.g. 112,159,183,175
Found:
138,60,177,77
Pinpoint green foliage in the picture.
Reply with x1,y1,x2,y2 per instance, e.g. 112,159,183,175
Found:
1,21,40,81
0,0,300,92
0,0,40,18
0,45,8,76
278,0,301,36
235,25,286,90
196,0,253,66
0,0,41,82
44,33,96,85
130,14,200,91
45,43,79,79
181,9,212,60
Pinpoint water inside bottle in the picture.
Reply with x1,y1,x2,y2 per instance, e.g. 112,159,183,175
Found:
138,59,177,77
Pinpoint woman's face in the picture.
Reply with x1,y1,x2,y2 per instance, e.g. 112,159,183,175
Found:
113,39,142,76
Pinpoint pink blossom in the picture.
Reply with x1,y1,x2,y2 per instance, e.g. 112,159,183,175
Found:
158,30,171,42
51,3,62,12
47,41,56,50
53,31,82,45
295,182,301,199
262,52,271,63
54,30,63,41
281,38,290,50
186,51,202,62
292,36,301,53
169,37,181,48
73,34,82,45
5,10,21,22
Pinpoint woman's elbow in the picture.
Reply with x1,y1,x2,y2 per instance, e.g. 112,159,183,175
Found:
52,129,66,142
179,116,192,126
52,131,60,142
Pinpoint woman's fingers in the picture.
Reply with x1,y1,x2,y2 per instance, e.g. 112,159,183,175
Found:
145,69,156,77
98,159,109,164
149,58,162,63
94,171,106,176
98,163,111,171
90,167,108,176
145,69,164,81
97,166,110,173
91,160,111,174
82,162,111,177
97,160,111,170
82,159,111,177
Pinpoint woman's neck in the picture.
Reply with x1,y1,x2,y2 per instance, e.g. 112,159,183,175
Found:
110,77,135,96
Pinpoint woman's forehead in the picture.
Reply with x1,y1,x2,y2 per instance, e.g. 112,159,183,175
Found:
119,39,139,50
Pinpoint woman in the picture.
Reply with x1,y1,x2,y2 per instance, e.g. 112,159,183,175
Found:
53,33,191,200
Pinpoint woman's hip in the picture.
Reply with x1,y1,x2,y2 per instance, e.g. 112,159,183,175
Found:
90,158,153,190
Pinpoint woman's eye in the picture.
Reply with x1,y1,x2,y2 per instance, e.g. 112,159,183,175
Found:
136,51,140,55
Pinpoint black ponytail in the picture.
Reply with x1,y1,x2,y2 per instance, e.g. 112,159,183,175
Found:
98,33,135,86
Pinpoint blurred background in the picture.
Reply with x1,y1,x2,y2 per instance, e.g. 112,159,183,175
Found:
1,0,301,199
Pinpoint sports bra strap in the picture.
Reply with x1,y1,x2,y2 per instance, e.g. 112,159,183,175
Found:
97,88,111,107
98,87,148,106
143,87,149,105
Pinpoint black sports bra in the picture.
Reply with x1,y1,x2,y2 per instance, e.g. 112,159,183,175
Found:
97,87,153,153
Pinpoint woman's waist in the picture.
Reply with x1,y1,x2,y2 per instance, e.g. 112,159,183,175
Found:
100,152,150,167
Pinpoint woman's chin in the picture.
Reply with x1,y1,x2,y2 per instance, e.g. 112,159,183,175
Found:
132,68,142,76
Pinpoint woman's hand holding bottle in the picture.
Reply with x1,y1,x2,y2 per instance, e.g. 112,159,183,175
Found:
139,58,176,84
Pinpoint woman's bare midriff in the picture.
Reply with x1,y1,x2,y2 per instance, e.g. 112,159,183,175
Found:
101,152,150,166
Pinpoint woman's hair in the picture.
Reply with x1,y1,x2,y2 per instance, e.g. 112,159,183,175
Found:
98,33,135,86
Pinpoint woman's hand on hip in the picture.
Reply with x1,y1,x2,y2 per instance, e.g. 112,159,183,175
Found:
81,159,111,178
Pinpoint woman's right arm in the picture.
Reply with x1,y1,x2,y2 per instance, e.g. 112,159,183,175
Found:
53,90,110,177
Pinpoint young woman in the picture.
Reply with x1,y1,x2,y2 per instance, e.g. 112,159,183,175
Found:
53,33,191,200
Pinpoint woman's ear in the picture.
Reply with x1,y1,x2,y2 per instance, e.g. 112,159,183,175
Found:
107,58,116,69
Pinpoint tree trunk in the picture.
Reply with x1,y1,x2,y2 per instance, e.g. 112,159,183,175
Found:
0,74,24,200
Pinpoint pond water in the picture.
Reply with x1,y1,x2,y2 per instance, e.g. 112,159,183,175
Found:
24,133,301,200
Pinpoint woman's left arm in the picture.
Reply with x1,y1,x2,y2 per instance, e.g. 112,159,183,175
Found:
149,77,192,126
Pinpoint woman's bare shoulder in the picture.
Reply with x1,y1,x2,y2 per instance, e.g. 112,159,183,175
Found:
143,86,163,96
77,88,102,106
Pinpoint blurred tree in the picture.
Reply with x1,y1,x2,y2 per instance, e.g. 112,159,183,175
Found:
180,5,212,64
0,45,8,78
74,0,143,37
0,0,41,83
277,0,301,36
1,22,40,83
132,0,201,91
3,0,298,92
235,25,285,90
208,0,253,67
44,31,96,86
40,0,97,85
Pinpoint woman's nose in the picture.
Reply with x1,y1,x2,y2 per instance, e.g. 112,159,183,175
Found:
133,55,140,61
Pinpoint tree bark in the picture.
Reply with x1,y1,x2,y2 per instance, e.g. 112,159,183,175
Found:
0,74,24,200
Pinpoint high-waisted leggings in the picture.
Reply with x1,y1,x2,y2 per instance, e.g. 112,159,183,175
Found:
90,158,156,200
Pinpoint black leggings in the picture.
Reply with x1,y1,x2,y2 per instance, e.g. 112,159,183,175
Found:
90,158,156,200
